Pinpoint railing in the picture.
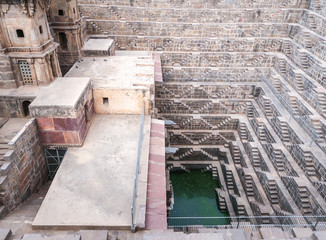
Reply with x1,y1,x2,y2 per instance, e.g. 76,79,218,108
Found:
168,215,326,231
131,100,145,231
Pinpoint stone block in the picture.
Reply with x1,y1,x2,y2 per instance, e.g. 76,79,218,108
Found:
0,161,12,175
260,228,286,239
63,131,80,144
0,228,12,240
53,118,78,131
40,131,65,144
22,234,81,240
219,229,247,240
79,230,108,240
313,231,326,240
292,228,313,238
37,118,55,131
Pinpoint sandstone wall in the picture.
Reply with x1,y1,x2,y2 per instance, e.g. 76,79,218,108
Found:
0,119,47,211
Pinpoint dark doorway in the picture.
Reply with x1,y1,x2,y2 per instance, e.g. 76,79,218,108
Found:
84,103,89,123
58,9,64,16
22,100,31,117
59,32,68,51
16,29,24,38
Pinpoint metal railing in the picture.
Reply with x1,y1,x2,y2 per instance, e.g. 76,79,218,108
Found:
131,100,145,231
168,215,326,232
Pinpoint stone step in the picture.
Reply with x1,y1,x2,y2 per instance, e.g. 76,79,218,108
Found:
0,228,11,240
80,230,108,240
21,233,81,240
0,144,8,150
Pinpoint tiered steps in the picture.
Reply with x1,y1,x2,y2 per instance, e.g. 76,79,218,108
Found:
246,103,254,118
251,147,261,168
257,123,267,141
282,40,292,56
232,145,241,164
239,123,248,140
278,59,287,74
216,189,227,213
216,117,232,129
0,141,9,218
198,133,212,144
212,167,218,179
237,205,246,216
225,170,234,191
200,149,218,160
244,175,254,197
311,119,324,139
280,122,290,142
268,180,279,204
299,51,308,69
263,98,273,117
298,186,312,214
308,15,317,30
274,149,285,172
289,97,299,114
303,151,316,177
177,149,194,160
294,74,304,91
302,31,313,48
0,54,15,88
316,91,326,114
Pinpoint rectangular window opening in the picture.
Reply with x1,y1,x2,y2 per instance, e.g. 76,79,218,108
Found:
103,97,109,105
16,29,24,38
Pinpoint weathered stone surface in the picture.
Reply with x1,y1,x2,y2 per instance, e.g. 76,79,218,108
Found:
22,234,81,240
0,228,11,240
292,228,313,238
260,228,286,239
79,230,108,240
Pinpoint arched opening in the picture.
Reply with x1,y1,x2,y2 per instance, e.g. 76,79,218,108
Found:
58,9,64,16
22,100,31,117
59,32,68,51
16,29,24,38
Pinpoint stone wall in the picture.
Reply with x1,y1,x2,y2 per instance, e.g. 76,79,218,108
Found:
34,84,94,146
0,119,47,211
0,96,35,118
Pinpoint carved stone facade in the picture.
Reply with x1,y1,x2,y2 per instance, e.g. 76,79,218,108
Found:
0,0,61,88
47,0,86,74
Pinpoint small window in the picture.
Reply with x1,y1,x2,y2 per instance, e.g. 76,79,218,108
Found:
58,9,64,16
39,26,43,34
73,8,76,14
16,29,24,38
103,98,109,105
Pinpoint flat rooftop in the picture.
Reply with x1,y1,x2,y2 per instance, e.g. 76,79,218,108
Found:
65,56,154,88
30,77,90,108
33,114,151,229
82,38,114,52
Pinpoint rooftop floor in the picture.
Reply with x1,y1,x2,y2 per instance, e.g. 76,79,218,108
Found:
82,38,114,52
65,56,154,88
33,114,151,229
29,77,90,108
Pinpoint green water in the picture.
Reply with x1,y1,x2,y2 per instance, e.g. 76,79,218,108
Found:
168,169,229,226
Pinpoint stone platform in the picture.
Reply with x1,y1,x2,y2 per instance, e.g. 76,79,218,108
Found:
33,114,151,229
